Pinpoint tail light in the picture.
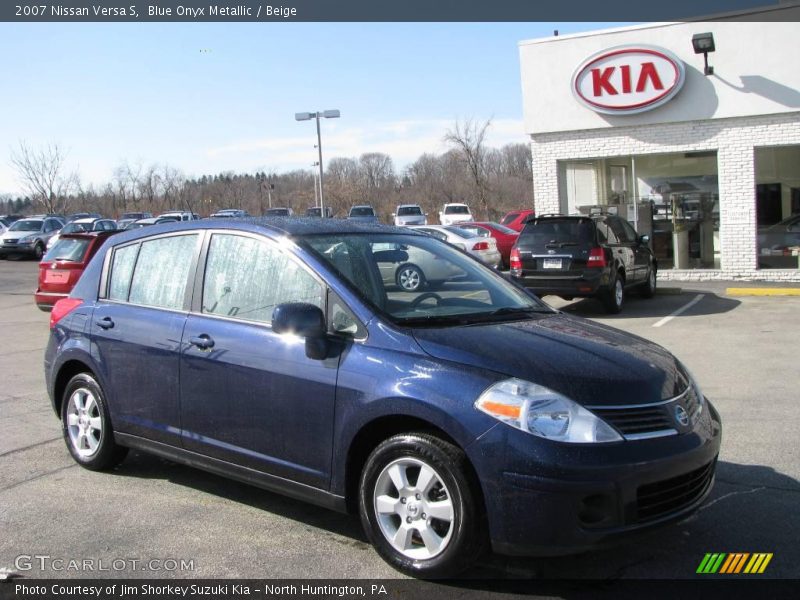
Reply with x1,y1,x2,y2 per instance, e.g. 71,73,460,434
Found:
50,297,83,329
472,241,490,251
587,247,607,268
510,248,522,271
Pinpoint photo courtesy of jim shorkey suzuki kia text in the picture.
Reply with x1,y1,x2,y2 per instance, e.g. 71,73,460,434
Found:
12,583,389,596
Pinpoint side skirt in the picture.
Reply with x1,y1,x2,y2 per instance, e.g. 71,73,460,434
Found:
115,432,347,513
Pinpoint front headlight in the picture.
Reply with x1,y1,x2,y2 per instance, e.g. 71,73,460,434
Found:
475,378,622,443
18,235,36,244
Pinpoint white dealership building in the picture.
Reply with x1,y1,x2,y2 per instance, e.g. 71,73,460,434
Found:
519,4,800,280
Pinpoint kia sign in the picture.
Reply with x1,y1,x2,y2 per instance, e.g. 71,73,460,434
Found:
572,45,686,115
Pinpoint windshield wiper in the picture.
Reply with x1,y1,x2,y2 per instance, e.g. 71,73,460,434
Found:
485,306,551,318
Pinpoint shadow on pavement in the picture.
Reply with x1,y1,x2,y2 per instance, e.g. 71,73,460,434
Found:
112,454,799,580
546,291,741,321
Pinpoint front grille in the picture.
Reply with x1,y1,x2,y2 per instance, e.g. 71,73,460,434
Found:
636,460,715,522
591,406,673,437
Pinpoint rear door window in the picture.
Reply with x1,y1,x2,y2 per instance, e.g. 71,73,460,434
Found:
110,234,198,309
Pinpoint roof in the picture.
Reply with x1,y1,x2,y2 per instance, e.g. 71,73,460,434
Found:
109,216,419,245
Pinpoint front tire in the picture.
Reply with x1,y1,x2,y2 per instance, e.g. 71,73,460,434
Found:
61,373,128,471
33,243,44,260
640,264,657,298
359,433,485,578
602,271,625,314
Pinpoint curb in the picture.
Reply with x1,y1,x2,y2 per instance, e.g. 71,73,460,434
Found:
726,288,800,297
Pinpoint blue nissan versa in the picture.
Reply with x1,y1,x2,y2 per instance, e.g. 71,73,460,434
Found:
45,218,721,577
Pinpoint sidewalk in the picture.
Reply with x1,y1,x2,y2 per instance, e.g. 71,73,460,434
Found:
657,279,800,296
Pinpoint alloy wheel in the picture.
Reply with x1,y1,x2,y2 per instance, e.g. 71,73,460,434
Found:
373,457,454,560
66,387,103,458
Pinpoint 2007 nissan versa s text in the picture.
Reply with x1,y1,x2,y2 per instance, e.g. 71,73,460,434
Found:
45,218,721,577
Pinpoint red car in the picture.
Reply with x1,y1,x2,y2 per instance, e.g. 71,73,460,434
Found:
500,209,536,232
35,231,116,311
455,221,519,268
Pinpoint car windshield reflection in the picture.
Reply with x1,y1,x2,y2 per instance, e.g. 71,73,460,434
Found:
301,233,552,326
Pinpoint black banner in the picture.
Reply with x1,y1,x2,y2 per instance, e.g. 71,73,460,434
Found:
1,579,799,600
0,0,792,23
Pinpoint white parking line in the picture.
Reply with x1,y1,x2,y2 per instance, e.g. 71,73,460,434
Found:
652,293,705,328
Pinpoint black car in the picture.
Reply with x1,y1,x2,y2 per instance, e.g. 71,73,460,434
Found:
510,214,657,313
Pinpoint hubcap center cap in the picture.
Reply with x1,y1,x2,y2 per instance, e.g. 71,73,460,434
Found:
406,500,421,518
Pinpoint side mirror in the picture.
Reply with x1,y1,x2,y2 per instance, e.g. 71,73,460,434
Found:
639,234,651,244
272,303,328,360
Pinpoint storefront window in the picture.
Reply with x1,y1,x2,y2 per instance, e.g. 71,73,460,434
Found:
558,151,720,270
755,146,800,270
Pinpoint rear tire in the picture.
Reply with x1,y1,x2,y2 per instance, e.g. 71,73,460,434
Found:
602,271,625,314
396,264,425,292
61,373,128,471
359,433,486,578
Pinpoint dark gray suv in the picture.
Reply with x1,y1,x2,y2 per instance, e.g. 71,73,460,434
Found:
510,214,657,313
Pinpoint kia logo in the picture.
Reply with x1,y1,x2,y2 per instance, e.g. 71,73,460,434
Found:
572,45,685,115
675,405,690,427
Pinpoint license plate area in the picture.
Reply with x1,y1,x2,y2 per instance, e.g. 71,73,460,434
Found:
45,270,69,283
542,258,564,269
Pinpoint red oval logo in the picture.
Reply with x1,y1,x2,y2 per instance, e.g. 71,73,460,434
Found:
572,46,686,114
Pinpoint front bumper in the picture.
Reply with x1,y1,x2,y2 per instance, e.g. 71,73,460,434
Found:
469,400,722,556
0,241,38,256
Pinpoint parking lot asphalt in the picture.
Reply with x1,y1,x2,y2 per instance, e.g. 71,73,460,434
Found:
1,259,798,581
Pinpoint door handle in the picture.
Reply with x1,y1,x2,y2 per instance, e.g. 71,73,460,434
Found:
96,317,114,330
189,334,215,350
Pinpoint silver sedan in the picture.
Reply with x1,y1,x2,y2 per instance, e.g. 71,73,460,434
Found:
407,225,502,269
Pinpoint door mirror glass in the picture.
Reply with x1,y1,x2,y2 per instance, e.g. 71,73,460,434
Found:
272,303,325,338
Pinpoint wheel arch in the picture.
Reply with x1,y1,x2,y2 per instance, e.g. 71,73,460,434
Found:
343,414,484,516
53,359,97,417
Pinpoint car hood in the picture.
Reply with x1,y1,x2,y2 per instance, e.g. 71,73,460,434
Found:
411,313,689,407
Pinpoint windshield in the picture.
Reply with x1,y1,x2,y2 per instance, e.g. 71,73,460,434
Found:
61,222,89,234
43,238,91,262
487,222,517,235
397,206,422,216
301,233,551,326
501,212,519,225
350,207,375,217
9,219,43,232
444,205,470,214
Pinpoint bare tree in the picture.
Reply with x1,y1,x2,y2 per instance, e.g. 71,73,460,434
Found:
9,142,77,214
444,118,493,220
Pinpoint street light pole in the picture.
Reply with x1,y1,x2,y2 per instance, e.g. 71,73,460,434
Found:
295,109,340,217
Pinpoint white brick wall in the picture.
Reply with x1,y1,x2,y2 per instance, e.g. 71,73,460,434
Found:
530,112,800,282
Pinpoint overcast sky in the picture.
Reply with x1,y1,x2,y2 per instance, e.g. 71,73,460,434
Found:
0,22,627,196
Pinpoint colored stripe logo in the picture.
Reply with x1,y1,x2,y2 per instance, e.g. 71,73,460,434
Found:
697,553,773,574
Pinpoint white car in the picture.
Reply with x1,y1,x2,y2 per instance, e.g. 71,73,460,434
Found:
158,211,200,221
438,203,473,226
46,217,117,250
409,225,502,269
392,204,427,226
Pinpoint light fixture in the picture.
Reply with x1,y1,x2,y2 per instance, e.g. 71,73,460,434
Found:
295,110,341,217
692,32,715,76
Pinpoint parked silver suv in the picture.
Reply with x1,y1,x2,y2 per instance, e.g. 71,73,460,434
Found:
392,204,427,226
0,216,64,260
